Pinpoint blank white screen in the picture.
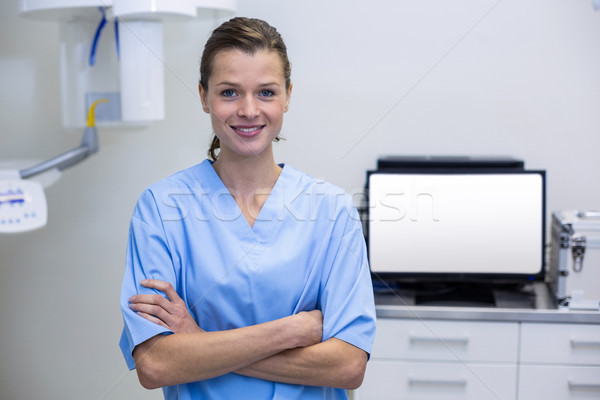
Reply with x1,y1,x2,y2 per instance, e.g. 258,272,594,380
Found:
368,173,543,275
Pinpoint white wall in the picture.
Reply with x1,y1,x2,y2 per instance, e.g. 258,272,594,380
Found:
1,0,599,398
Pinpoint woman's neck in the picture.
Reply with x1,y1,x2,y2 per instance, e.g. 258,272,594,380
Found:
212,148,282,228
212,148,282,197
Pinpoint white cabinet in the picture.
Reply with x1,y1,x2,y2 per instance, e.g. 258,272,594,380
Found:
518,322,600,400
360,361,517,400
357,319,519,400
520,322,600,365
518,365,600,400
356,318,600,400
372,319,519,363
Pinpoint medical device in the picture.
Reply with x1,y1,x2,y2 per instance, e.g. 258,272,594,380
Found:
0,175,47,233
19,0,236,127
0,100,107,233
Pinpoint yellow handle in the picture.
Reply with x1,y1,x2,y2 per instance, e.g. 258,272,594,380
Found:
86,98,109,128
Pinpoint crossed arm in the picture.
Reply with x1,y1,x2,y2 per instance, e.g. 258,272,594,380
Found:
128,279,368,390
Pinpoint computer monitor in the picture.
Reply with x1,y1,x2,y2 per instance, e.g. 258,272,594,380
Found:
367,170,546,282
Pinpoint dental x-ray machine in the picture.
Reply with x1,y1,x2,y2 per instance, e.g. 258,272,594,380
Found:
0,100,105,233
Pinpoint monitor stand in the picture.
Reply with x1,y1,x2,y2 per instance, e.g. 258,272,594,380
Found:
373,281,537,309
416,283,496,307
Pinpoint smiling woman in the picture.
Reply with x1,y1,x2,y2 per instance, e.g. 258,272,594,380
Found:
118,17,376,400
199,17,292,162
199,49,290,162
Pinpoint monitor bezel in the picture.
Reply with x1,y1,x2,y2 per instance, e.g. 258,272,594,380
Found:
365,168,547,284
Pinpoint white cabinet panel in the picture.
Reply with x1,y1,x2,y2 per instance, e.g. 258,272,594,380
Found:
357,360,517,400
520,323,600,365
518,365,600,400
372,318,519,363
361,316,600,400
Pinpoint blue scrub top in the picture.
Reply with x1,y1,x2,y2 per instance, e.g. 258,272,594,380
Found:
119,160,376,399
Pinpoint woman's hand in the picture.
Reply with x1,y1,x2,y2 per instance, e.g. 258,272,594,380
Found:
290,310,323,348
129,279,203,334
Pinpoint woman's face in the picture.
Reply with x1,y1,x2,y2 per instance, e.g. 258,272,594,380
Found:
200,49,291,160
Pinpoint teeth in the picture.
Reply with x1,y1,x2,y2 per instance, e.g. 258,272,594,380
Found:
237,126,261,132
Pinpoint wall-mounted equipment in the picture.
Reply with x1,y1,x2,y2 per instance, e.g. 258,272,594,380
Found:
0,173,48,233
0,100,106,233
19,0,236,128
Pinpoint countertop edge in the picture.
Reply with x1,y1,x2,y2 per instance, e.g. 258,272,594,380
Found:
375,305,600,324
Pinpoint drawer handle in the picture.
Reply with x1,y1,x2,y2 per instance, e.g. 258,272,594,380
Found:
570,339,600,348
569,381,600,391
576,211,600,219
410,336,469,345
409,378,467,388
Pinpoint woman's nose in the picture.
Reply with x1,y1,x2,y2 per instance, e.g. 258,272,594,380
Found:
238,95,260,118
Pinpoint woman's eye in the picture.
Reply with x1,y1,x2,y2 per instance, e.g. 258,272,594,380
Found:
221,89,237,97
259,89,274,97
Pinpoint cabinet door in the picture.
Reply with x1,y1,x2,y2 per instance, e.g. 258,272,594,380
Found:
356,360,517,400
520,322,600,365
519,365,600,400
372,318,519,362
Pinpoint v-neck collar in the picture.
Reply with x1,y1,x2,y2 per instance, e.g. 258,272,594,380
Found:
197,159,287,248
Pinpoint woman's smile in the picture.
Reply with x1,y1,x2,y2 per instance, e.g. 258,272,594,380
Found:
231,124,266,137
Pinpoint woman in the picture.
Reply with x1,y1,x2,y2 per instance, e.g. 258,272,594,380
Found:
119,17,376,399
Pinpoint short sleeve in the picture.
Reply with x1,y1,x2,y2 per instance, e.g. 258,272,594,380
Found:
319,197,376,356
119,190,177,370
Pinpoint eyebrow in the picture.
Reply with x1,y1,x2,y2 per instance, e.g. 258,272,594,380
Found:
214,81,282,88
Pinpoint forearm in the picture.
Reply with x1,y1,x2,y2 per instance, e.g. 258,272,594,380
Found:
134,314,317,389
235,338,368,390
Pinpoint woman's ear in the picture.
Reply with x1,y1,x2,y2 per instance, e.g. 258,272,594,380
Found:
284,82,293,113
199,84,210,113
